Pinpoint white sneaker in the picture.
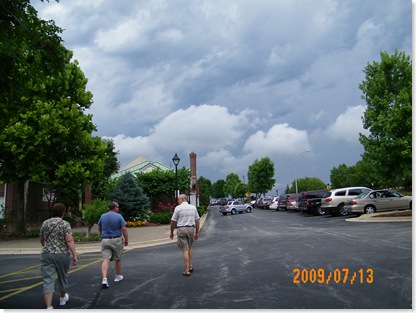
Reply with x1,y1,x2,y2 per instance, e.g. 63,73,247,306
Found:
114,275,124,282
59,293,69,306
102,277,109,288
47,306,54,309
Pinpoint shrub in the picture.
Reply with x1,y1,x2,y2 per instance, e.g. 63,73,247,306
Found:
149,212,172,224
72,232,101,242
24,228,40,238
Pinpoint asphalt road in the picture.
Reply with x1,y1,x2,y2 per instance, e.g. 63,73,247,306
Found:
0,208,412,309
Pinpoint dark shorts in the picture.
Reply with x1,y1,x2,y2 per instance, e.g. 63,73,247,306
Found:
176,227,195,251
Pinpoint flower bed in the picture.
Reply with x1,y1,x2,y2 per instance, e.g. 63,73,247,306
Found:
126,220,150,227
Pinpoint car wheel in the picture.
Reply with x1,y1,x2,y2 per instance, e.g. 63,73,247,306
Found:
222,212,227,215
364,205,376,214
339,203,348,216
314,205,325,216
231,209,236,215
246,207,252,213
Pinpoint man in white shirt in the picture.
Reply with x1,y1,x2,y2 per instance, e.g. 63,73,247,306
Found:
170,194,200,276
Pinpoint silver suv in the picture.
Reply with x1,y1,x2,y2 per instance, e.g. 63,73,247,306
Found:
321,187,372,216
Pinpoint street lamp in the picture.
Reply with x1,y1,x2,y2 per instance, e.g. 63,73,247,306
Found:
294,150,311,194
172,153,180,201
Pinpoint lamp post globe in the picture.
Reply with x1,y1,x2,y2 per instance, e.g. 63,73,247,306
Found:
172,153,180,201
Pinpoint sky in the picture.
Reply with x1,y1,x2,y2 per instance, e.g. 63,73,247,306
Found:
33,0,412,194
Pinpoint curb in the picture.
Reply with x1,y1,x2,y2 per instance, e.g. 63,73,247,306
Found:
346,210,412,223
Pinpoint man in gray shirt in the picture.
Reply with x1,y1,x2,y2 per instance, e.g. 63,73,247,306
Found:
170,194,200,276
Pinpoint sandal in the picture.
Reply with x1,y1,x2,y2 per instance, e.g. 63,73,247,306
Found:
189,267,194,273
182,271,191,276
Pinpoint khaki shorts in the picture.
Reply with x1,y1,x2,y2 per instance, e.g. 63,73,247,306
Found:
177,227,195,251
101,237,124,261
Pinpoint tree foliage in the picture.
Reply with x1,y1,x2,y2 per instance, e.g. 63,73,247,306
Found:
212,179,226,199
288,177,326,193
136,167,190,210
110,173,149,220
358,50,412,188
223,173,241,198
197,176,211,207
91,139,120,200
0,0,107,232
247,157,275,196
83,198,108,236
234,182,248,199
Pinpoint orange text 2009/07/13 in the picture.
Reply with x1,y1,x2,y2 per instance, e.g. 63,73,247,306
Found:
293,268,374,284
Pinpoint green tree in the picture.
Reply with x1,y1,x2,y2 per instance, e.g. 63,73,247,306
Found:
83,198,108,236
247,157,275,196
92,139,120,199
234,182,248,199
329,164,353,189
197,176,212,207
111,173,149,220
136,167,190,211
288,177,326,193
0,0,107,233
358,50,412,189
224,173,241,198
212,179,226,199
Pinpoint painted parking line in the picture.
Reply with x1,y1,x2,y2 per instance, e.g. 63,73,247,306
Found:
0,256,102,302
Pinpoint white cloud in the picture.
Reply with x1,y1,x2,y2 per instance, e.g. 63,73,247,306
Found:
326,105,369,143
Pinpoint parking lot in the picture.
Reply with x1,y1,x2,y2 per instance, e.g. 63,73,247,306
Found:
0,207,412,309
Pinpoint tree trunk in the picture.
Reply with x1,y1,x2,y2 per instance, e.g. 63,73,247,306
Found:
16,180,27,235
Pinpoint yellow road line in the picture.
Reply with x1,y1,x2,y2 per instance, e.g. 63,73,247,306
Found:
0,257,102,302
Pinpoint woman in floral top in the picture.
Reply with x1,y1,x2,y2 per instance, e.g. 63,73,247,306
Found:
40,203,77,309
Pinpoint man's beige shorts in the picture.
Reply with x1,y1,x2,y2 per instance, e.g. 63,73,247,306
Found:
101,237,124,261
177,227,195,251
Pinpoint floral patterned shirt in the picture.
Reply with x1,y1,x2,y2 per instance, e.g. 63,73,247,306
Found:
40,217,72,254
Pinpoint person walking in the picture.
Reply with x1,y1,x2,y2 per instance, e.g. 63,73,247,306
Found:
40,203,77,309
170,194,200,276
97,201,128,288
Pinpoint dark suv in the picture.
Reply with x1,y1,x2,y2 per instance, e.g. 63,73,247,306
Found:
277,194,289,211
298,190,327,215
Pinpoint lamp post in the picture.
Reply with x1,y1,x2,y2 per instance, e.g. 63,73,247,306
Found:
294,150,311,194
172,153,180,202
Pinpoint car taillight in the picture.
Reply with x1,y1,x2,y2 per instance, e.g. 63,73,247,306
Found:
226,205,230,208
349,201,357,205
324,198,332,203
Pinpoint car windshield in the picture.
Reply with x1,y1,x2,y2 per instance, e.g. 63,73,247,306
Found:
356,190,371,199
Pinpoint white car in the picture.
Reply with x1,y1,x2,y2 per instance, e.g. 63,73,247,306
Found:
268,197,279,210
321,187,372,216
220,200,252,215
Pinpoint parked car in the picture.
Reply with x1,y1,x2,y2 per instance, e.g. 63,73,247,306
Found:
277,194,289,211
345,189,412,215
220,200,252,215
217,198,228,206
321,187,372,216
286,193,300,211
298,190,327,215
257,196,273,209
268,197,279,210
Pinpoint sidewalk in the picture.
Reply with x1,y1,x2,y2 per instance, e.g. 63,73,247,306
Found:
0,214,207,255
